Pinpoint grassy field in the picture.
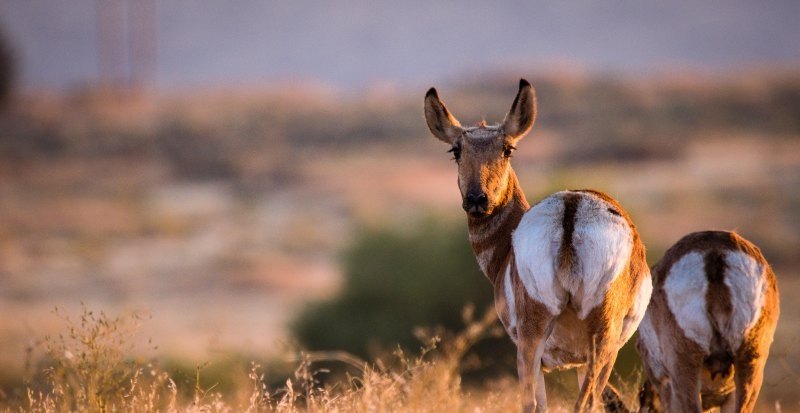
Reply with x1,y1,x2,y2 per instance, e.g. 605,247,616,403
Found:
0,71,798,411
0,305,638,413
1,304,794,412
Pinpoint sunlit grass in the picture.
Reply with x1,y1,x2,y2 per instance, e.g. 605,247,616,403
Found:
3,305,793,412
3,305,527,413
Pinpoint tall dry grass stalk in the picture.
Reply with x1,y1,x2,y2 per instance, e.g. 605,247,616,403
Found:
17,305,178,413
4,305,531,413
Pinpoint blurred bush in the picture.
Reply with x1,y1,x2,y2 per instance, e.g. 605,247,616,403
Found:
292,218,516,374
291,217,649,386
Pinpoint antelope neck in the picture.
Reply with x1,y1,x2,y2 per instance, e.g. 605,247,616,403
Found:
467,170,529,286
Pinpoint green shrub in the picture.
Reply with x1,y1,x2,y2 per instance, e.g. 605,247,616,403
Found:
292,217,651,388
292,218,503,359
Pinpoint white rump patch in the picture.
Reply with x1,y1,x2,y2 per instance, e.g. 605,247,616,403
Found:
664,252,713,351
570,193,633,319
513,191,636,318
513,194,567,315
723,251,767,349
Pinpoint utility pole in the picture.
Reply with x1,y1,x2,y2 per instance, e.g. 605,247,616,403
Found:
128,0,157,89
96,0,157,90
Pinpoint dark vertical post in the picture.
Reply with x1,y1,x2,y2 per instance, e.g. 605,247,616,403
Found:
96,0,127,87
128,0,157,89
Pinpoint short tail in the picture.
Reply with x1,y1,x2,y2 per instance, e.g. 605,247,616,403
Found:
556,192,581,291
705,331,734,380
704,250,735,380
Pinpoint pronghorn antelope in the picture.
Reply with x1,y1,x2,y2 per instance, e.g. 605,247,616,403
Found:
424,79,652,413
637,231,779,413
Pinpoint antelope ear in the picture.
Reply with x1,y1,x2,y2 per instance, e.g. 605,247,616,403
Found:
424,87,463,144
502,79,537,140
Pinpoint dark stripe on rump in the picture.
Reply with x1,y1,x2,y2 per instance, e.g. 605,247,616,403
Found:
558,192,582,277
652,230,767,287
703,250,734,379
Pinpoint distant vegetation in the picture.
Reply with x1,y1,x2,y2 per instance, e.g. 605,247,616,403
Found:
293,219,516,377
455,74,800,163
1,72,798,181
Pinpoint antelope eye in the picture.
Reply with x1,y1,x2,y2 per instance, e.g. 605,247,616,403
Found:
503,145,515,158
448,145,461,161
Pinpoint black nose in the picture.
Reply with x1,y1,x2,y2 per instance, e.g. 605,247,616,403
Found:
463,192,488,214
465,192,487,205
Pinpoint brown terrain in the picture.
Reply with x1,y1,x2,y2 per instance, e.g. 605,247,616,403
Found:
0,71,798,410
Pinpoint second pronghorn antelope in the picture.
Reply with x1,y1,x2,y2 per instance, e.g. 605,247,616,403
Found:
424,79,652,413
637,231,780,413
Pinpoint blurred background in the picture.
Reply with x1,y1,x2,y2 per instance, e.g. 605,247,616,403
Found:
0,0,798,409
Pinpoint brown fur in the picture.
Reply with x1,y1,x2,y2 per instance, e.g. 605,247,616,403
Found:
458,135,520,216
638,286,708,412
558,192,582,282
512,256,555,338
575,195,648,412
651,231,767,288
638,231,780,413
424,87,463,143
494,250,517,340
733,264,779,412
571,189,650,333
470,170,529,284
704,250,735,380
503,78,537,137
425,81,649,413
511,250,557,412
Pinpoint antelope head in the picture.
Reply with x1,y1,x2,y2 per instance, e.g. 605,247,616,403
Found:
424,79,537,218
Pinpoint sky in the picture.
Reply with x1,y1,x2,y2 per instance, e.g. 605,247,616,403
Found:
1,0,799,90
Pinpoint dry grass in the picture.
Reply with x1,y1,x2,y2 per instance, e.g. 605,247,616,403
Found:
2,305,531,413
3,303,795,413
7,305,791,412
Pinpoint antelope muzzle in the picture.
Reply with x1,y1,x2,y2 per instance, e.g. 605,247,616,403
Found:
463,191,489,217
